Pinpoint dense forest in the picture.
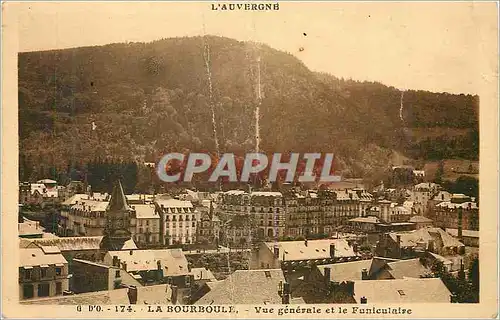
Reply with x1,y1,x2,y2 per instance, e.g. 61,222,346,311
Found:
18,36,479,184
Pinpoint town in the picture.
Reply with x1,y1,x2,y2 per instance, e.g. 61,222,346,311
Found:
17,164,479,305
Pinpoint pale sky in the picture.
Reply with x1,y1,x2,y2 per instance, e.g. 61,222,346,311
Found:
11,1,499,94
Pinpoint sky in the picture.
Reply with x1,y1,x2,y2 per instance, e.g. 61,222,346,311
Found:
11,1,499,94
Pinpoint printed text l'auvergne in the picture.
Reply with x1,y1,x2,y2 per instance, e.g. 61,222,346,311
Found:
211,3,280,11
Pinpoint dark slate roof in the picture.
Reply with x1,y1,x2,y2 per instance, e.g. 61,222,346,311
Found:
107,180,131,212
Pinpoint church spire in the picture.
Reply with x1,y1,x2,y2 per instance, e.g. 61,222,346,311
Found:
107,179,131,212
100,179,134,251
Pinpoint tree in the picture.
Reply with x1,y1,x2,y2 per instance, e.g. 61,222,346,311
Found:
434,160,445,184
429,259,479,303
468,257,479,290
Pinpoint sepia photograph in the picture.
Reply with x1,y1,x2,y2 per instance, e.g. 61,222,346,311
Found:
2,1,498,318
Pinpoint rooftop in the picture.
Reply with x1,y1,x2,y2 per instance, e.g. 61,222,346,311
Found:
72,200,109,212
390,228,464,249
18,220,44,236
37,179,57,184
316,257,428,281
251,191,283,197
414,182,440,190
134,204,159,219
265,239,356,262
105,249,189,275
317,259,373,281
195,269,285,305
436,201,478,209
191,267,216,281
224,190,246,196
21,236,137,251
107,180,131,212
61,194,91,206
385,258,430,279
349,216,380,224
353,278,451,303
20,248,67,267
156,198,194,208
445,228,480,238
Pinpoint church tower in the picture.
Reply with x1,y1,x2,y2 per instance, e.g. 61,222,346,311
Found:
100,179,134,250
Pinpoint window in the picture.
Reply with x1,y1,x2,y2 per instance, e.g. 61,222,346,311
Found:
24,269,32,280
146,220,149,226
55,268,62,276
397,290,406,296
264,271,271,278
56,282,62,295
37,283,50,297
40,267,47,278
115,270,121,278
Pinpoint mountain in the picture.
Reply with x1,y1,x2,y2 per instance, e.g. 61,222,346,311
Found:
18,35,479,184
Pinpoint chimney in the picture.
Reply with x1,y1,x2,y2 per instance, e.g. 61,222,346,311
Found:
345,281,354,296
127,286,138,304
112,256,118,267
458,207,463,240
361,268,369,280
171,285,178,305
329,243,335,258
428,240,435,253
122,261,127,272
396,235,401,245
282,282,290,304
360,296,367,304
129,250,133,256
157,260,163,280
324,267,331,286
273,245,279,258
304,239,308,247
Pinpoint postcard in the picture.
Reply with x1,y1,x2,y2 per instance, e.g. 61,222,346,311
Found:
2,1,498,318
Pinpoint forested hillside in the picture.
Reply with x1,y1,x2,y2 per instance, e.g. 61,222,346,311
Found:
18,35,479,185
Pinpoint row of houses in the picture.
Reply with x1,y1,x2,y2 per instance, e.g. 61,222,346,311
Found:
19,236,459,304
57,194,203,247
215,185,479,246
19,180,89,207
